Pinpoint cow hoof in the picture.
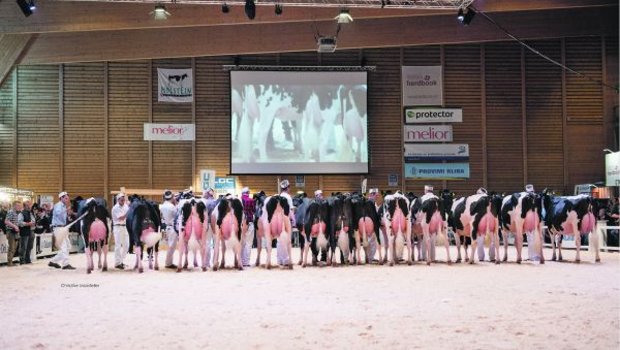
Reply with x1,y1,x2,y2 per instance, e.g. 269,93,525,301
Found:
238,266,244,271
266,265,271,270
255,262,260,268
98,263,102,269
455,258,461,263
469,261,474,265
551,256,557,261
287,264,293,270
213,266,218,272
357,261,362,266
388,262,394,267
407,261,412,266
102,266,107,272
540,260,545,265
379,260,384,266
575,259,580,264
154,265,159,271
447,261,452,266
558,258,563,262
332,262,337,267
426,261,431,266
502,257,508,262
595,258,601,263
176,268,182,273
87,269,92,274
139,267,144,273
202,267,207,272
495,260,500,265
301,263,307,268
465,258,469,263
516,259,521,264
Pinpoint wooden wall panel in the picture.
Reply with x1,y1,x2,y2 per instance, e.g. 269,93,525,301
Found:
195,56,234,189
525,40,564,191
0,70,14,186
565,37,604,124
604,36,619,150
16,65,59,193
151,58,193,190
63,63,105,197
0,37,615,198
485,42,524,193
365,47,402,193
444,44,484,196
402,46,444,194
108,61,150,191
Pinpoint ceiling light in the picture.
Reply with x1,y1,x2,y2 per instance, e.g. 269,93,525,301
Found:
151,4,170,20
16,0,33,17
222,3,230,13
245,0,256,20
28,0,36,11
457,6,475,25
335,9,353,24
275,4,283,16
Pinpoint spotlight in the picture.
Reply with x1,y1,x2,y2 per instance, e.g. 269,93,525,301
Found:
28,0,36,11
245,0,256,20
457,7,475,25
16,0,33,17
275,4,282,16
335,8,353,24
151,4,170,20
222,3,230,13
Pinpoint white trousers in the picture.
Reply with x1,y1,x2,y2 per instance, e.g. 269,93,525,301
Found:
241,223,254,266
113,225,129,266
50,228,70,267
165,227,178,266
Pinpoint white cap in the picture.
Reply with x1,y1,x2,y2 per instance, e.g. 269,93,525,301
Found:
424,185,433,193
163,190,173,200
58,191,68,199
525,184,535,193
369,188,379,194
241,187,250,194
280,179,290,189
116,193,126,200
476,187,488,194
314,189,323,197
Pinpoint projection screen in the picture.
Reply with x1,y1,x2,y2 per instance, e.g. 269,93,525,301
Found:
230,70,368,174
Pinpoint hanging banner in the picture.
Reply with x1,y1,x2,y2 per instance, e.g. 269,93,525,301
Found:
295,175,305,188
605,151,620,186
157,68,194,102
405,163,470,179
405,107,462,124
402,66,443,106
214,176,237,196
404,125,453,143
200,169,216,192
388,174,399,187
404,144,469,162
144,123,195,141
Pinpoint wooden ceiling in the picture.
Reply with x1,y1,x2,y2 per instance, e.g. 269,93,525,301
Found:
0,0,617,83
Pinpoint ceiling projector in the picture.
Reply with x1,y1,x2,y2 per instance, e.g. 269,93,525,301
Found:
317,36,337,53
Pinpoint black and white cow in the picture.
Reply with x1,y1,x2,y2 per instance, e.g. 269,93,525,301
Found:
78,198,110,274
255,195,293,269
212,195,245,271
450,191,502,264
327,194,355,266
298,196,330,267
352,195,381,265
500,192,544,264
411,192,451,265
176,198,208,272
126,196,162,273
383,192,412,266
541,191,600,263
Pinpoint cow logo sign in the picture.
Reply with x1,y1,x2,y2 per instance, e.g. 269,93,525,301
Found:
157,68,194,103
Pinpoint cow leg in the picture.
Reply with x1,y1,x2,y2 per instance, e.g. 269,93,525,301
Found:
574,230,581,263
493,225,501,265
265,232,273,270
355,231,362,265
515,230,523,264
96,242,102,269
219,238,226,269
590,225,601,263
557,234,564,261
469,230,477,264
153,242,160,271
202,237,209,271
212,233,221,271
537,225,545,264
455,232,462,263
176,237,185,273
550,232,557,261
502,230,509,262
255,235,263,267
235,241,243,271
102,243,109,272
424,230,432,266
442,228,451,265
406,226,413,266
135,246,144,273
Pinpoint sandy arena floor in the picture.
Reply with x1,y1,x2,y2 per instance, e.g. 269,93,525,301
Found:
1,247,618,350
